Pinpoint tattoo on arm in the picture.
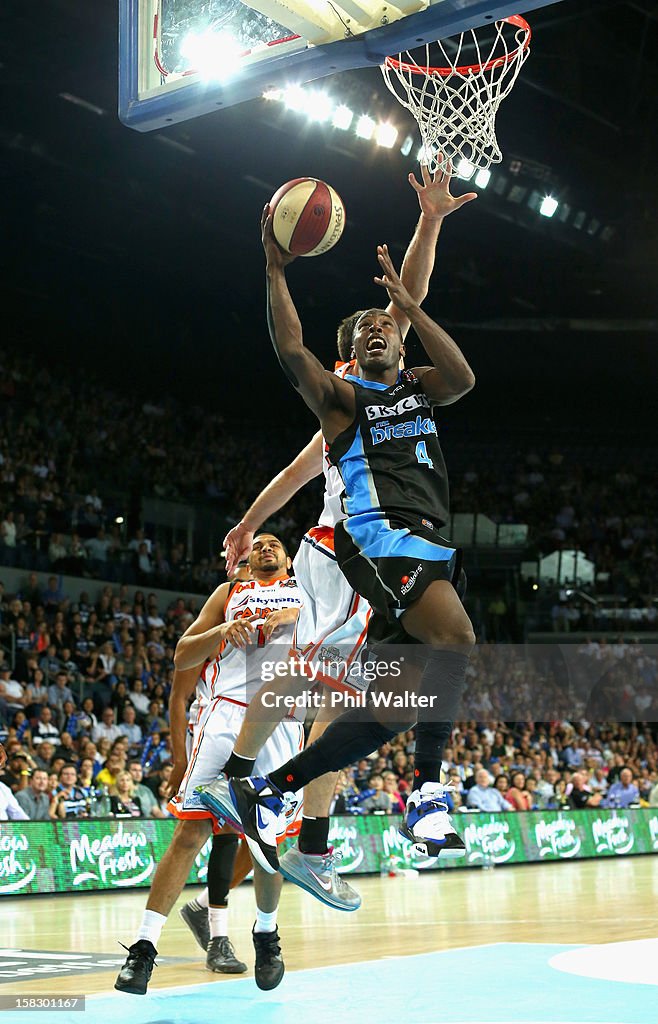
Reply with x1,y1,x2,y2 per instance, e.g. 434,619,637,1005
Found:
266,282,299,388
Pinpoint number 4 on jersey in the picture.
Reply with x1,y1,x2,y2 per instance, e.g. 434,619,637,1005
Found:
415,440,434,469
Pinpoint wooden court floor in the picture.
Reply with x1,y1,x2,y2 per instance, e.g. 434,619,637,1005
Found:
1,855,657,996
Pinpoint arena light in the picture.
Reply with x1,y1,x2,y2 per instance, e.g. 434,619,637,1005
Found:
457,158,475,180
540,195,559,218
262,88,283,101
417,143,436,165
180,30,243,81
284,84,307,112
376,123,398,148
355,114,376,140
306,91,334,123
474,168,491,188
115,516,124,525
332,104,353,130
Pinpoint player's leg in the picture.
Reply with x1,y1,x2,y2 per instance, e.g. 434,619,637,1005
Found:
251,861,285,990
180,830,254,950
204,832,248,973
278,691,361,910
114,817,212,994
392,577,474,855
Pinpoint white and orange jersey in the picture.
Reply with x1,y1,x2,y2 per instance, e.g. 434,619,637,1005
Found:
318,360,354,530
196,574,303,715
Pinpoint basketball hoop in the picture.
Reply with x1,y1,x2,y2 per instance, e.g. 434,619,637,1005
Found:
381,15,531,176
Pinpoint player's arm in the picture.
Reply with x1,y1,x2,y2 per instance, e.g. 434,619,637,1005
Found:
173,582,232,670
262,207,354,427
374,244,475,405
167,665,201,797
389,162,477,338
224,432,323,574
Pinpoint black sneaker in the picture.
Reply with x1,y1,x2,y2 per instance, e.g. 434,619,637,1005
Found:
179,901,210,952
252,925,285,991
206,936,247,974
114,940,157,995
202,776,284,875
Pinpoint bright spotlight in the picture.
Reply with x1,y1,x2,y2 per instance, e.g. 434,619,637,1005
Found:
283,84,307,112
355,114,375,140
540,195,559,218
115,516,124,525
332,104,353,130
417,144,435,165
474,168,491,188
532,583,538,591
262,88,282,101
376,123,398,148
457,159,475,180
181,29,243,81
307,91,333,123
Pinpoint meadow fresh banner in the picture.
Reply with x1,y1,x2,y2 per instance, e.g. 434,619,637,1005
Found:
1,808,657,896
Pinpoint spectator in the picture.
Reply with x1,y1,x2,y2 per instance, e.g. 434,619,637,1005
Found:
25,667,49,711
506,771,533,811
127,760,165,818
92,707,121,745
0,664,26,714
95,751,126,789
129,678,150,717
144,700,168,734
382,771,406,813
50,764,88,819
603,767,640,809
0,778,29,820
16,768,52,820
118,706,142,748
33,706,60,746
567,771,603,809
467,769,513,812
33,740,55,771
359,774,393,813
109,771,143,817
47,670,75,712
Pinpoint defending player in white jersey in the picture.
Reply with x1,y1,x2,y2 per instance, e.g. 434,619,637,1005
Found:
210,164,476,909
115,534,302,995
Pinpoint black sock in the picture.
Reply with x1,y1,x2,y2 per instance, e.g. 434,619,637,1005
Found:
413,650,469,791
267,705,398,793
298,816,330,855
208,832,239,905
223,752,256,778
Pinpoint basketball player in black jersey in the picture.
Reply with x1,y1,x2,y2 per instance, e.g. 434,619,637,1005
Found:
200,204,476,875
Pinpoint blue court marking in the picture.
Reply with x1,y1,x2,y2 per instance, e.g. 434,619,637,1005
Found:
12,942,657,1024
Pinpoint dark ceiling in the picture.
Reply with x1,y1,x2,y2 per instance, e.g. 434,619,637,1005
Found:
1,0,657,427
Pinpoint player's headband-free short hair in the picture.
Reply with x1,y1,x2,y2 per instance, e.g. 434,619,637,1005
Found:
253,533,290,560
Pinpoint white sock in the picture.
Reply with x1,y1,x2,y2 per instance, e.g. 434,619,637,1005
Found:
136,909,167,947
209,905,229,939
254,908,278,934
194,889,209,909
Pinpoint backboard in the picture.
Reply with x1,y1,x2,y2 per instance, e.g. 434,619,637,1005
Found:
119,0,563,131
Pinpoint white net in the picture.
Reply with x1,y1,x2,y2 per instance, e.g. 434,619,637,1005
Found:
380,16,531,176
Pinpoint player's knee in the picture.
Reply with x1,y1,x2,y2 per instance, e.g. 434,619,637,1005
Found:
427,623,475,649
172,818,211,849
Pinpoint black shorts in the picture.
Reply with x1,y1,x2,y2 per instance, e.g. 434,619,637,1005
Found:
334,514,463,644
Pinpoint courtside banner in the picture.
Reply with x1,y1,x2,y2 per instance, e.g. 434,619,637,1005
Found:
1,809,657,895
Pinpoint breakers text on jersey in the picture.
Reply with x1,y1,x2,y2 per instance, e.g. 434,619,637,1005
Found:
371,415,437,446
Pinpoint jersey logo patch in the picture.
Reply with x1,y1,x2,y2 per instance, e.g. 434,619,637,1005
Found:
365,393,430,420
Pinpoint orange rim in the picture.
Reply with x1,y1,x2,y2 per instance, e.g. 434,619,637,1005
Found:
385,14,531,78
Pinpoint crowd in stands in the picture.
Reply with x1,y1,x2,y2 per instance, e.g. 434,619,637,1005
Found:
1,571,656,821
2,347,657,627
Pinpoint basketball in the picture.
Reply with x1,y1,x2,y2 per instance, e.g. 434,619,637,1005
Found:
269,177,345,257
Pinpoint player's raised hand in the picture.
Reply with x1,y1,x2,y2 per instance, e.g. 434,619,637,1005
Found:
260,607,299,642
222,618,256,650
224,522,254,576
408,157,477,220
374,244,417,313
261,205,296,268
